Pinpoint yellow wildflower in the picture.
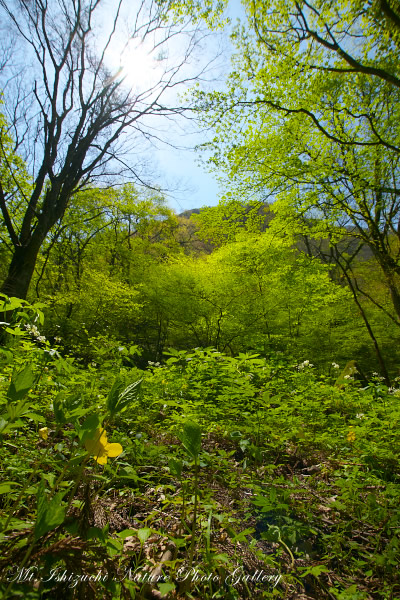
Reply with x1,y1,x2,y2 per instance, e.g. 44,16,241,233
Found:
39,427,49,441
347,428,356,443
84,428,123,465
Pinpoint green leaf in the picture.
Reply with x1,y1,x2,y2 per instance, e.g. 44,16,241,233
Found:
24,412,45,423
230,527,255,542
118,466,138,481
210,553,230,563
137,527,152,544
68,451,88,466
261,525,281,542
7,399,30,422
0,481,22,494
5,326,26,336
300,564,330,577
116,529,138,539
64,393,84,413
107,537,123,556
0,417,9,433
78,414,101,442
7,364,35,403
53,393,66,424
169,458,183,478
0,295,25,312
116,379,142,413
87,526,107,542
178,421,202,459
0,417,25,433
158,582,175,596
106,377,125,416
1,517,32,533
34,480,66,540
107,378,142,416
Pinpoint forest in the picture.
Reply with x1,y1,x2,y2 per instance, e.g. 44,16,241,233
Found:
0,0,399,598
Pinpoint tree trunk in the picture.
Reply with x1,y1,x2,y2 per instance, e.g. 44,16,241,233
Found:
339,257,391,385
382,267,400,323
1,233,44,300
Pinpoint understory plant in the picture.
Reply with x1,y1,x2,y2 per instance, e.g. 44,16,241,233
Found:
0,297,399,599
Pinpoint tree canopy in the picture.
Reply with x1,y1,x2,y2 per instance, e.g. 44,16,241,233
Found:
0,0,211,299
188,0,400,329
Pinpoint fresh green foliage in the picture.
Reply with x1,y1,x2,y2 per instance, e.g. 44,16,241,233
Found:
0,298,399,599
34,480,66,541
179,421,202,460
187,0,400,371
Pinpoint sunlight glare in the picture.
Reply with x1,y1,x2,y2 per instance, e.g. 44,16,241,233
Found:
116,37,167,92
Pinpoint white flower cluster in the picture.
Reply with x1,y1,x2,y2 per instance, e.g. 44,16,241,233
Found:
372,372,385,381
297,359,313,370
148,361,161,367
25,323,46,343
43,348,59,358
332,362,340,369
344,374,353,380
388,387,400,396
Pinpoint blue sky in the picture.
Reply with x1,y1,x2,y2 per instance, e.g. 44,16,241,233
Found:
102,0,246,214
153,0,245,214
155,126,222,214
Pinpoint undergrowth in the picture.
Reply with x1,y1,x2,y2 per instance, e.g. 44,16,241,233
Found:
0,295,399,599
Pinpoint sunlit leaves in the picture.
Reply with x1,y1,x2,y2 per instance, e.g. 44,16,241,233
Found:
34,480,66,540
7,365,35,404
179,420,202,459
107,378,142,417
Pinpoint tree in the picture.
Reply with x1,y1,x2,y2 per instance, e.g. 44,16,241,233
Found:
0,0,208,300
190,0,400,329
0,107,31,282
133,227,351,363
34,184,176,294
24,184,179,348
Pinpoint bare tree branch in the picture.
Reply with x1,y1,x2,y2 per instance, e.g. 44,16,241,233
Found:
0,0,217,298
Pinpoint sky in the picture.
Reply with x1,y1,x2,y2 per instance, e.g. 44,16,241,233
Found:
100,0,239,214
155,2,245,214
137,1,245,214
155,129,222,214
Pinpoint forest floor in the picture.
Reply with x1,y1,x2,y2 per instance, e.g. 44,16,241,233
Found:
1,344,399,600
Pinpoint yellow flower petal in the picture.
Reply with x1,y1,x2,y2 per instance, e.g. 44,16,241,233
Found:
84,428,123,464
85,428,107,456
346,430,356,442
39,427,49,441
106,443,123,458
99,428,108,445
95,453,108,465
